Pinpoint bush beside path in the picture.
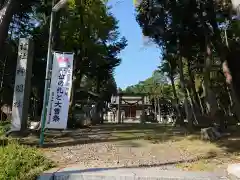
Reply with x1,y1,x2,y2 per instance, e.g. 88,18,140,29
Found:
0,122,55,180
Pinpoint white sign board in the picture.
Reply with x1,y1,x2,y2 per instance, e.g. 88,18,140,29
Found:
45,52,74,129
11,38,33,131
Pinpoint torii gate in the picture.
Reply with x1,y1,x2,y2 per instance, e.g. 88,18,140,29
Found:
110,92,151,123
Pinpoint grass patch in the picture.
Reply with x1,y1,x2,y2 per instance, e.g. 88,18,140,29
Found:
111,125,188,143
177,159,216,171
173,136,222,155
0,141,55,180
167,136,240,171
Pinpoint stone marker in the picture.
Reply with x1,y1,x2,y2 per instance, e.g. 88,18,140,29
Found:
201,127,222,141
11,38,34,132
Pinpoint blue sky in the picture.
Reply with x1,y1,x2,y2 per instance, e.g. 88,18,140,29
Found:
108,0,161,89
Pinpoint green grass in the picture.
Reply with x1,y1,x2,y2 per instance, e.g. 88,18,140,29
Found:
0,141,55,180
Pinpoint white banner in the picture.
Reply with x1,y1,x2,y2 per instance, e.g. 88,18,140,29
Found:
45,52,74,129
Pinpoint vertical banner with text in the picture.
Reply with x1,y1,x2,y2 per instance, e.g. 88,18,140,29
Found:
45,52,74,129
11,38,33,131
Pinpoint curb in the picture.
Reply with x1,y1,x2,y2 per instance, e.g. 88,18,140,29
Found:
38,166,228,180
38,167,60,180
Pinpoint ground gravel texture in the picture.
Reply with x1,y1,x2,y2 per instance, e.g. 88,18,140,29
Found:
38,124,231,179
42,140,194,170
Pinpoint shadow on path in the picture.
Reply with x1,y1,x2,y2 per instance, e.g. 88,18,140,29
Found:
20,123,188,148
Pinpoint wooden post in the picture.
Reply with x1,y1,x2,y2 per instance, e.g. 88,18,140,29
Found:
141,95,145,122
117,95,121,123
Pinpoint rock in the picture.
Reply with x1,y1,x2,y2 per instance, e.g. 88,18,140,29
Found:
212,127,222,139
228,163,240,179
75,117,91,127
29,121,39,130
201,127,222,141
82,118,92,127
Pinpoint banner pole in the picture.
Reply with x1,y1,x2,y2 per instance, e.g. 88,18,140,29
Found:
39,0,55,147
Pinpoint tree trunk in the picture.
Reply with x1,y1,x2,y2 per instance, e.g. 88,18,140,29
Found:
203,42,218,117
198,1,218,117
229,83,240,121
52,11,61,51
154,97,157,118
186,87,197,127
0,56,7,104
168,62,184,125
95,77,103,124
169,66,183,125
203,42,211,115
178,56,193,129
0,0,18,54
157,97,161,121
187,60,202,115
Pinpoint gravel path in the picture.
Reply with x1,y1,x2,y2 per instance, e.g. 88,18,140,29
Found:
40,124,227,178
41,141,228,179
33,124,232,180
43,139,195,170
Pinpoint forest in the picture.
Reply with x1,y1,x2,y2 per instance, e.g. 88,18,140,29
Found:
124,0,240,131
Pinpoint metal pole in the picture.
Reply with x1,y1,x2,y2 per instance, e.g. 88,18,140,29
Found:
39,0,55,146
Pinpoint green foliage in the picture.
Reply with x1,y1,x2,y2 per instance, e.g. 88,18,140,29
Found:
0,121,10,136
59,0,127,76
124,71,174,100
53,0,127,100
0,142,54,180
0,0,126,118
135,0,240,119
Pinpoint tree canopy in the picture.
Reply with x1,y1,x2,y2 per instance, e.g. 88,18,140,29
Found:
133,0,240,128
0,0,127,124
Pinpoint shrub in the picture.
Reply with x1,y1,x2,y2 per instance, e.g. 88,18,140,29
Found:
0,141,54,180
0,120,10,136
